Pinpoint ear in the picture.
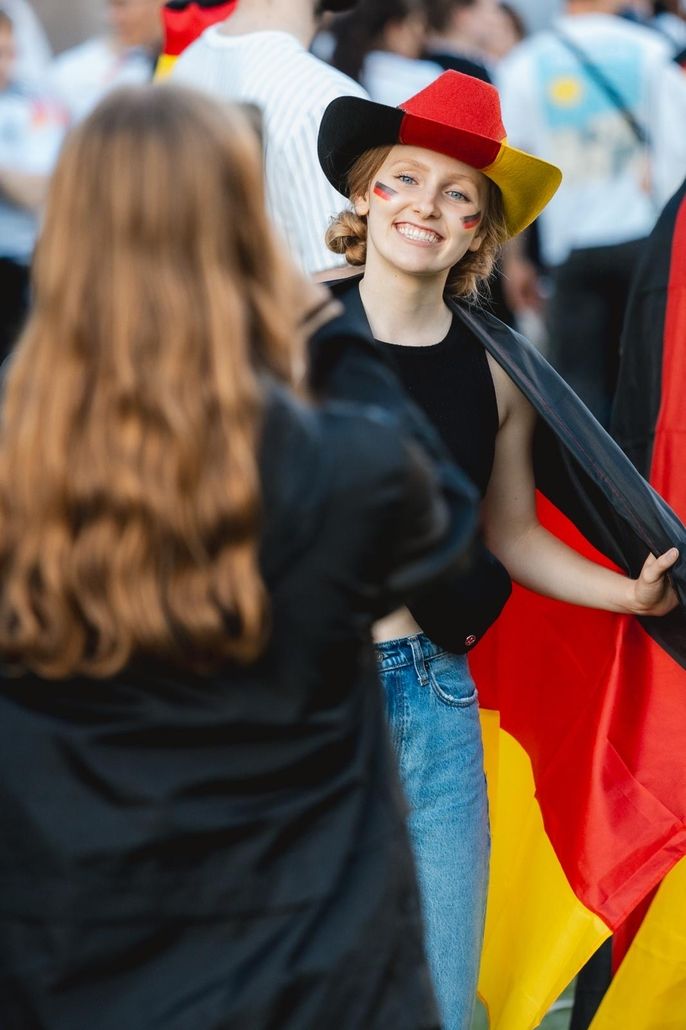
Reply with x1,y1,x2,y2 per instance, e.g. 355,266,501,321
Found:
468,232,485,254
353,192,370,217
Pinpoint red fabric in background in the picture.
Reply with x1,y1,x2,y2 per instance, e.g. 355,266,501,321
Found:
609,187,686,971
650,191,686,507
163,1,237,57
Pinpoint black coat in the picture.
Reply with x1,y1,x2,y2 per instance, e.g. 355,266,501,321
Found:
0,383,478,1029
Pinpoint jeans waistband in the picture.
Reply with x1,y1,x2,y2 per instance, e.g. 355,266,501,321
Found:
375,633,450,684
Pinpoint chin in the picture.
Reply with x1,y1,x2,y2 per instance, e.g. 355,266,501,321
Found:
392,254,449,277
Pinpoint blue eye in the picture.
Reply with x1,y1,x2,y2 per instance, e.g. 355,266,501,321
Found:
447,190,468,202
396,173,416,185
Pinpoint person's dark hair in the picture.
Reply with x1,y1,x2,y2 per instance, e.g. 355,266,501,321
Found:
330,0,423,82
498,2,527,42
326,146,509,300
424,0,477,34
0,85,303,678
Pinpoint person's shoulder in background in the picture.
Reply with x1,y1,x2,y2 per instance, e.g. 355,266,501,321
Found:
173,25,367,103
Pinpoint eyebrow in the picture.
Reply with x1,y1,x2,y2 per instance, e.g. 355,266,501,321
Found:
387,158,480,189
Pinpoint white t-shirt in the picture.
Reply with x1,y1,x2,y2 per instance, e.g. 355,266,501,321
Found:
172,28,367,275
0,85,65,262
497,14,686,266
50,37,155,125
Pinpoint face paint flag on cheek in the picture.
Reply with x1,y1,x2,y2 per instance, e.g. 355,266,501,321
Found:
373,181,397,201
462,212,482,230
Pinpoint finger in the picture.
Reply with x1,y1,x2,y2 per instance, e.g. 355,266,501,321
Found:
656,547,680,569
642,547,679,583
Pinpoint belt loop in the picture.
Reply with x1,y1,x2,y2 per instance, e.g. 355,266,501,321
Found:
409,635,429,686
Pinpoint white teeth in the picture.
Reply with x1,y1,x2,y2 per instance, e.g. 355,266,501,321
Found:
396,224,441,243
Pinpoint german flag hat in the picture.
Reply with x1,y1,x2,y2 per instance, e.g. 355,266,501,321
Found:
318,70,562,238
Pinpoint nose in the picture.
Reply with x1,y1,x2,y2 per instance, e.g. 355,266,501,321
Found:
412,186,440,219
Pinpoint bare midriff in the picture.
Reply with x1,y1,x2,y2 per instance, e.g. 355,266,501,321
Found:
372,605,421,644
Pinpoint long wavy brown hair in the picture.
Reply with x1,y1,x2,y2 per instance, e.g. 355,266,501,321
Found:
0,85,301,678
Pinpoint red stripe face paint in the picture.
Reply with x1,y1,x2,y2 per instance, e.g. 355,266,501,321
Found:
462,211,482,230
373,181,397,201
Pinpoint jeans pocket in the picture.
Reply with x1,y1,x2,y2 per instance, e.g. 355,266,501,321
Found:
427,653,478,708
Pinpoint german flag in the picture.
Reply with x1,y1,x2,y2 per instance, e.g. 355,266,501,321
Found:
453,276,686,1026
156,0,237,79
584,181,686,1029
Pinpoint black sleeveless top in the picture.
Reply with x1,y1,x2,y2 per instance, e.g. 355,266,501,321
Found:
375,314,499,498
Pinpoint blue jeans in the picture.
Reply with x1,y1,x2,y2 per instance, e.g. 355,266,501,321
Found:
375,634,489,1030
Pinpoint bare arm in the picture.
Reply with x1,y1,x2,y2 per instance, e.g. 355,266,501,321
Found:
0,168,48,212
482,358,679,617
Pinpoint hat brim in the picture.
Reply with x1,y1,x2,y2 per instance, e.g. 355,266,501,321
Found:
318,95,561,238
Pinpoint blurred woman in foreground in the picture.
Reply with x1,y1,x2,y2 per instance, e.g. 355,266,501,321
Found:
0,84,476,1029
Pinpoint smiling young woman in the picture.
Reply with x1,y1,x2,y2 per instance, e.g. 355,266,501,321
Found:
315,70,681,1030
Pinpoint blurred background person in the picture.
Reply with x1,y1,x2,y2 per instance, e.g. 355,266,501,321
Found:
618,0,686,50
0,6,64,362
330,0,441,104
484,1,527,63
497,0,686,427
0,82,480,1028
171,0,365,278
652,0,686,48
2,0,51,86
617,0,654,21
50,0,162,123
422,0,497,81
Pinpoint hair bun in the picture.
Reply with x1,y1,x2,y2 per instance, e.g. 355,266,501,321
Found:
325,210,367,266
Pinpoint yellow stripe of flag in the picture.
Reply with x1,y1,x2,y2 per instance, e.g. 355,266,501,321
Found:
479,710,611,1029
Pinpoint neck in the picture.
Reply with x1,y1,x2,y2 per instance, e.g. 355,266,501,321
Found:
359,254,451,346
220,0,316,47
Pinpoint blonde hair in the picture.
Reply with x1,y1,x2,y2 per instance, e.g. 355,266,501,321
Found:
326,146,509,300
0,85,302,678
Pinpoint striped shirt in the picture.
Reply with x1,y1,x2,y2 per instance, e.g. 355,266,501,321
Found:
172,28,367,275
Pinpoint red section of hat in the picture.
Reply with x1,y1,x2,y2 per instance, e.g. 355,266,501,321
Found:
399,114,501,170
399,71,506,142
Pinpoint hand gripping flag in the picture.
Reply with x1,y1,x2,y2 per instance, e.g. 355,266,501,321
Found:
156,0,237,79
583,180,686,1030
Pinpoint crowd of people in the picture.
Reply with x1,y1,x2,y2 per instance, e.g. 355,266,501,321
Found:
1,1,686,1029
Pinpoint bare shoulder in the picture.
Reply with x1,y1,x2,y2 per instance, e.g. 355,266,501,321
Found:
486,352,535,432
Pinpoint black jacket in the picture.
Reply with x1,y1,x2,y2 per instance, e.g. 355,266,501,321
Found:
0,383,478,1029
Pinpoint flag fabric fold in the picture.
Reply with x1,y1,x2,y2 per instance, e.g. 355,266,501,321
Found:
587,179,686,1029
452,300,686,1029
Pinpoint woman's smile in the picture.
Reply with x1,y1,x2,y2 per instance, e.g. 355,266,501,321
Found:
394,221,444,246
